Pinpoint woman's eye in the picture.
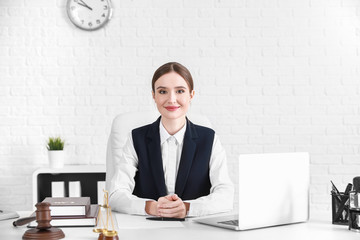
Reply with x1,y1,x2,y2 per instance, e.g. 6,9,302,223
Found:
159,90,167,94
177,89,185,94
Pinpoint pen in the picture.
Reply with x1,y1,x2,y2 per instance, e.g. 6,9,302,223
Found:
146,217,185,221
330,181,342,202
331,180,341,194
344,183,353,194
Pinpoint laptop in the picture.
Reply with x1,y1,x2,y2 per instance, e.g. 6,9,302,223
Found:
194,152,310,231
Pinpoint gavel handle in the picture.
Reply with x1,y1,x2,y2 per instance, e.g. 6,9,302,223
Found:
13,216,36,227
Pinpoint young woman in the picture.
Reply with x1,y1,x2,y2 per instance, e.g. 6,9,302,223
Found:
109,62,234,218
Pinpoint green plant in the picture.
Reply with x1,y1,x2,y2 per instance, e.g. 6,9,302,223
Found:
47,137,65,150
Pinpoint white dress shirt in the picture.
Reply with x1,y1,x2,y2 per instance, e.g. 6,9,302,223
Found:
109,120,234,217
159,121,186,195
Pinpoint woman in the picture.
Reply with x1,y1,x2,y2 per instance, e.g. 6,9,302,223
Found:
109,62,234,218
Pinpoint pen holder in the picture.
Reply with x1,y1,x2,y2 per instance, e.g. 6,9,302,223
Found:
331,192,349,225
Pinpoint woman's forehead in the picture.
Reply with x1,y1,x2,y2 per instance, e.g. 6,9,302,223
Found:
154,72,188,88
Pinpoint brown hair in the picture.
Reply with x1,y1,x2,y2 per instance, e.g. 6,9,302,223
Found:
151,62,194,92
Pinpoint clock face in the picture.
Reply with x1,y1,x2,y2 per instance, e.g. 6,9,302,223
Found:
66,0,113,31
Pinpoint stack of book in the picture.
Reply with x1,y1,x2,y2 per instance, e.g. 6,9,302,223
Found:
29,197,99,227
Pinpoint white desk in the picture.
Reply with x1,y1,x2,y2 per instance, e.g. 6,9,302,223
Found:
0,212,357,240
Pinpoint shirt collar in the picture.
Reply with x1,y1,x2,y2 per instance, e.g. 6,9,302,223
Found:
159,120,187,145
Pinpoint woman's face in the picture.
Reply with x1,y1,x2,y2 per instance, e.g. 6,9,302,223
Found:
152,72,194,122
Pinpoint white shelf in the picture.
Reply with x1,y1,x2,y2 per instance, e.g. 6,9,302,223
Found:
32,165,106,208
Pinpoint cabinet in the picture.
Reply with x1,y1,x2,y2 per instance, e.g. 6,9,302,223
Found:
32,165,106,207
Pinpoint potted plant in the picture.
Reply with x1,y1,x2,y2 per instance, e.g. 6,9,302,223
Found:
47,137,65,168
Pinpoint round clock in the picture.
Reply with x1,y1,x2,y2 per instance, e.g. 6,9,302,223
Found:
66,0,113,31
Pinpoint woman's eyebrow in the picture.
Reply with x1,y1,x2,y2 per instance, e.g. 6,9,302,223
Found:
156,86,187,89
156,86,167,89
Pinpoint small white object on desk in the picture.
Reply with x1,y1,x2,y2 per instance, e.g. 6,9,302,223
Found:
97,181,106,205
51,181,65,197
0,210,19,221
69,181,81,197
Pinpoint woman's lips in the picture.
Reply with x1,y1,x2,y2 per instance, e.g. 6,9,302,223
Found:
165,106,180,111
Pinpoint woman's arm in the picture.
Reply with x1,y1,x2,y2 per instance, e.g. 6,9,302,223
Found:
108,133,151,215
184,134,234,217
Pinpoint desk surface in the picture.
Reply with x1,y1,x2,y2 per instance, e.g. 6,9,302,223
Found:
0,212,356,240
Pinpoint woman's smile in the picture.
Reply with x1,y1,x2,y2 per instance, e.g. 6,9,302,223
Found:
165,106,180,111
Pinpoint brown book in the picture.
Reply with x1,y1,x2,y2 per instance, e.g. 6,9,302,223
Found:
43,197,90,216
28,204,99,227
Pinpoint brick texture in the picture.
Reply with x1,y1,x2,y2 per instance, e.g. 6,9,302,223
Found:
1,0,360,217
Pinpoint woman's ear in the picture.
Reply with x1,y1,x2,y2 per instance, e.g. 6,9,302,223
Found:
190,90,195,100
152,91,155,100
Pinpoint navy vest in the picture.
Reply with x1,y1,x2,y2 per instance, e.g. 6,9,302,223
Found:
131,117,214,201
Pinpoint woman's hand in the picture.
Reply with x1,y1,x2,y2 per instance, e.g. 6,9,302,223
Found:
157,194,189,218
145,200,159,216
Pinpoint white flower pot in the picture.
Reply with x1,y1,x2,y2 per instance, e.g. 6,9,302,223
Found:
48,150,65,168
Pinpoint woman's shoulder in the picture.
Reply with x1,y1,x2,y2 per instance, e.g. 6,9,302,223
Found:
131,123,153,134
131,117,161,135
188,120,215,135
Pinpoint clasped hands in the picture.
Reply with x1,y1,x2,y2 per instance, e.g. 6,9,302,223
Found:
145,194,189,218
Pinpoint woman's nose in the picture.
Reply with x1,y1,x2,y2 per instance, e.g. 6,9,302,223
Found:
168,91,176,103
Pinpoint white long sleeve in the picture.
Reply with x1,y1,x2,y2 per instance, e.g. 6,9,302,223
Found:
185,135,234,216
109,133,149,215
109,130,234,217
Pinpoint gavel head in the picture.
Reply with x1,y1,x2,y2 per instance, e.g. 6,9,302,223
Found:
35,202,52,230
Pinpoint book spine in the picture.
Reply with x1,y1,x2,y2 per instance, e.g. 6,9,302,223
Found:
85,203,90,215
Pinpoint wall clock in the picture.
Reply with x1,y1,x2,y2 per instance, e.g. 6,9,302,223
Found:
66,0,113,31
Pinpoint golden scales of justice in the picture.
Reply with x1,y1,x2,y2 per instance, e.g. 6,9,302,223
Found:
93,190,119,240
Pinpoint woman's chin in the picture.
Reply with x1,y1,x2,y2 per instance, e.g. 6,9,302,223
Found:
161,112,186,121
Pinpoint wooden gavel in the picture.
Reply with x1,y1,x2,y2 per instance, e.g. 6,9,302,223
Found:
13,202,65,240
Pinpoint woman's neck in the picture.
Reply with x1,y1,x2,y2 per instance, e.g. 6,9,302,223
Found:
161,116,186,135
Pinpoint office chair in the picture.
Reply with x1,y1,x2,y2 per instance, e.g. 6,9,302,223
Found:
105,111,212,190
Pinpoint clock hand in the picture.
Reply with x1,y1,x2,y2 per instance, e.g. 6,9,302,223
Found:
77,2,92,10
77,0,93,11
77,2,92,11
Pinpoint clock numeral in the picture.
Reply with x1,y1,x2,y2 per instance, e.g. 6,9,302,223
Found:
81,20,84,25
70,6,76,11
88,22,93,27
96,20,101,24
102,13,106,18
104,5,108,10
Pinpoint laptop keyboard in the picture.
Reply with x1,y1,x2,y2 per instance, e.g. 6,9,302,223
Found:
218,219,238,226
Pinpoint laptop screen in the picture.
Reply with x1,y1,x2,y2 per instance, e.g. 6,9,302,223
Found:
237,152,309,230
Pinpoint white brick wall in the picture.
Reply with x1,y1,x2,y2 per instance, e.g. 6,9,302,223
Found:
1,0,360,217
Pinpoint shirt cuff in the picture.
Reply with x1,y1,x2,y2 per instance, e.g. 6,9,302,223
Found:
132,199,147,215
185,201,202,217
